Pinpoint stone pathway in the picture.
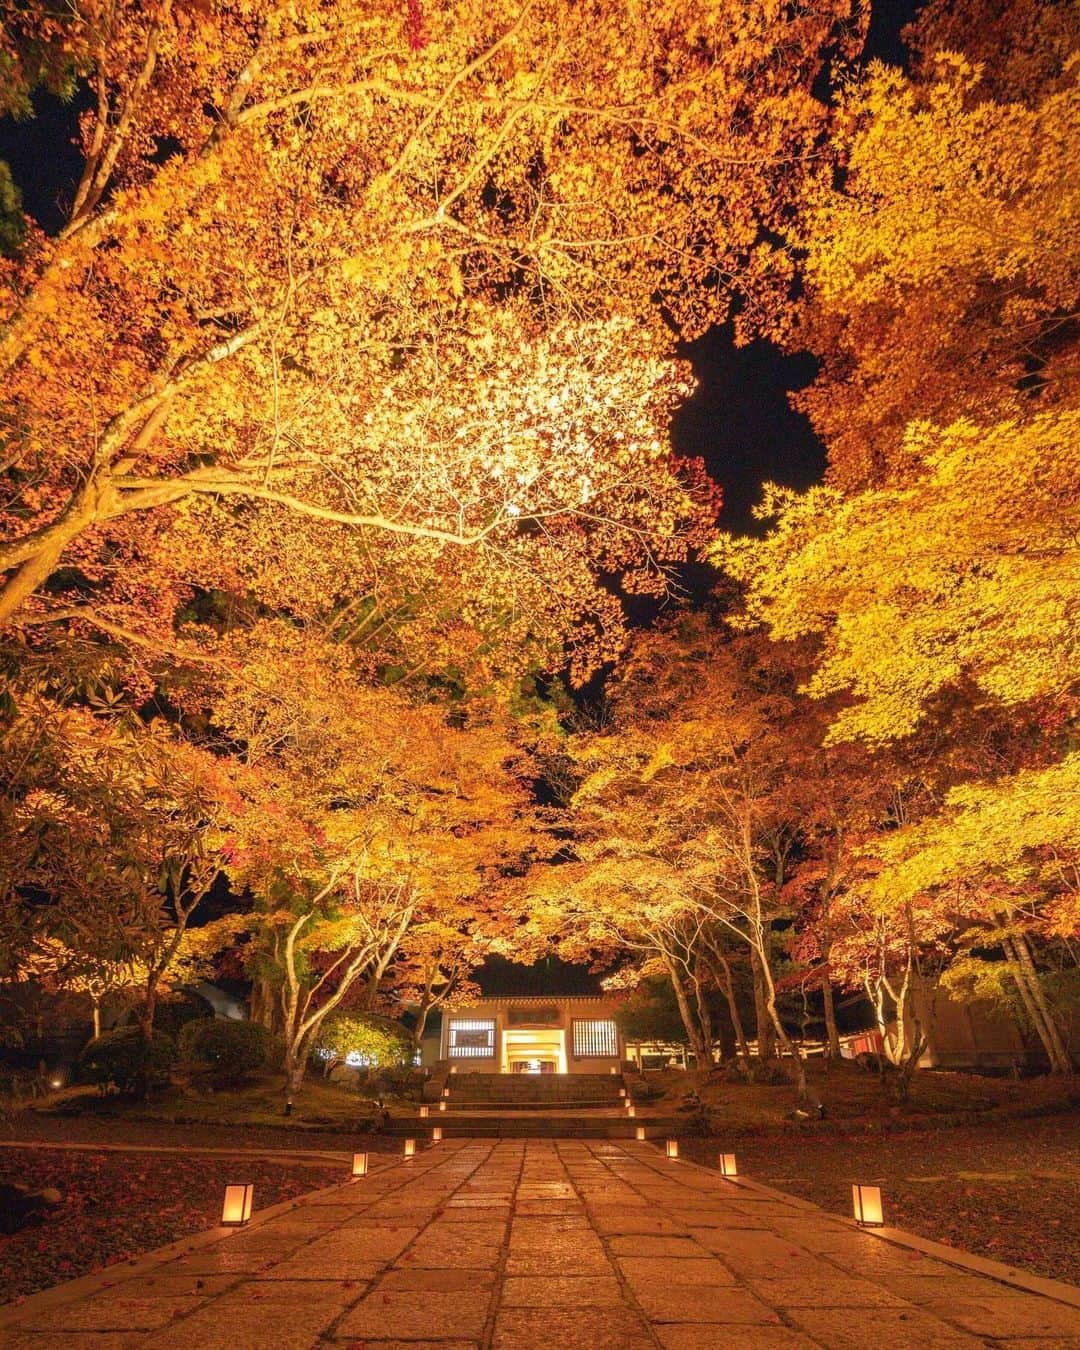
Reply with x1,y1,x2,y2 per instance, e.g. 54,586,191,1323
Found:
2,1139,1077,1348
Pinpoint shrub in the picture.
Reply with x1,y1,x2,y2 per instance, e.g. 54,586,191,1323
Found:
177,1015,214,1060
310,1013,413,1075
78,1026,176,1095
180,1019,272,1086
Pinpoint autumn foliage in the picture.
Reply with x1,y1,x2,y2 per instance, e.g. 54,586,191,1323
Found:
1,0,1076,1091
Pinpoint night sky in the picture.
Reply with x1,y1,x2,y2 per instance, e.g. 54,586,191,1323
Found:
1,1,922,996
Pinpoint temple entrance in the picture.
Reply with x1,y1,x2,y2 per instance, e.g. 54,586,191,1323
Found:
502,1028,567,1074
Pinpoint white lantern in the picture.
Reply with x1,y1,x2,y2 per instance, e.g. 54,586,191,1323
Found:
719,1153,737,1178
404,1138,416,1158
666,1139,679,1160
221,1184,254,1226
351,1152,369,1178
635,1126,646,1141
852,1184,883,1227
432,1127,443,1143
419,1105,429,1118
439,1099,447,1112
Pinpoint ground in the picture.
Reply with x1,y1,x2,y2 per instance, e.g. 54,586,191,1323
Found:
683,1115,1080,1285
0,1148,342,1303
2,1139,1076,1349
643,1060,1078,1132
3,1067,1078,1301
17,1073,406,1132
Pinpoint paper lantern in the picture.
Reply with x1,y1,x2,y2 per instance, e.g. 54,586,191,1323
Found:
626,1104,636,1118
450,1065,458,1074
439,1099,447,1112
351,1152,369,1178
404,1138,416,1158
635,1126,646,1141
442,1087,450,1098
852,1184,883,1227
432,1127,443,1143
666,1139,679,1160
221,1183,254,1226
419,1105,429,1118
609,1066,618,1074
618,1088,627,1098
719,1153,737,1178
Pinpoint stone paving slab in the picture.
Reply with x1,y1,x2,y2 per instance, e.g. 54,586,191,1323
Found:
2,1137,1078,1348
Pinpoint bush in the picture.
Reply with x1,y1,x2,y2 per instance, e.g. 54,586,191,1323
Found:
180,1019,272,1086
78,1026,176,1095
310,1012,413,1075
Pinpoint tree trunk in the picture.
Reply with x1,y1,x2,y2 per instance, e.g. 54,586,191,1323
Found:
284,1045,307,1100
716,953,750,1062
756,940,807,1100
820,954,841,1059
412,1000,432,1050
692,969,716,1067
1002,936,1057,1067
665,957,712,1071
750,948,775,1060
249,975,279,1032
1015,932,1072,1072
1007,933,1072,1072
91,1000,101,1041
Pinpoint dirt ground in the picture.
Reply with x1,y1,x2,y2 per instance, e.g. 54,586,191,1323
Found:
0,1147,343,1304
683,1112,1080,1285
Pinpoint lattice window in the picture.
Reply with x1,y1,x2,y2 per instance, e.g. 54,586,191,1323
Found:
572,1019,618,1058
448,1018,496,1058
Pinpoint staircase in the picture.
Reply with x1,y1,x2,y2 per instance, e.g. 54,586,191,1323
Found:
385,1072,684,1138
444,1073,624,1111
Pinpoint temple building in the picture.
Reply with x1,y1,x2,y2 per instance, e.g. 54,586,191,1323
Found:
438,995,625,1074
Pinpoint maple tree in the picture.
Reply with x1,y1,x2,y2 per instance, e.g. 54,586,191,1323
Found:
207,622,539,1097
534,617,839,1089
0,690,237,1059
18,937,143,1041
711,2,1079,1075
776,13,1080,488
0,0,867,690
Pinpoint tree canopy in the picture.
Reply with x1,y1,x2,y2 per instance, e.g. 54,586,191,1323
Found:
1,0,1076,1090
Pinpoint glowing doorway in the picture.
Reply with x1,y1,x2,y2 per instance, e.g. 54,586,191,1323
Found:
502,1028,567,1074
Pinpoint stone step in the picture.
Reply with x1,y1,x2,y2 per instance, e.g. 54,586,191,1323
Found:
382,1115,684,1139
440,1098,621,1111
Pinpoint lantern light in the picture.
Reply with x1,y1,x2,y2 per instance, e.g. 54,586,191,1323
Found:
432,1127,443,1143
439,1099,447,1112
351,1152,369,1178
442,1087,450,1098
404,1138,416,1158
450,1065,458,1074
221,1183,254,1226
635,1126,646,1142
719,1153,737,1178
609,1066,618,1074
666,1139,679,1160
419,1105,429,1118
626,1104,636,1118
618,1088,627,1098
852,1184,883,1227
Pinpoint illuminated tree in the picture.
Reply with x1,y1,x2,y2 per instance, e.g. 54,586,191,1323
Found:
0,0,864,682
0,694,236,1054
211,622,538,1097
778,20,1080,487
